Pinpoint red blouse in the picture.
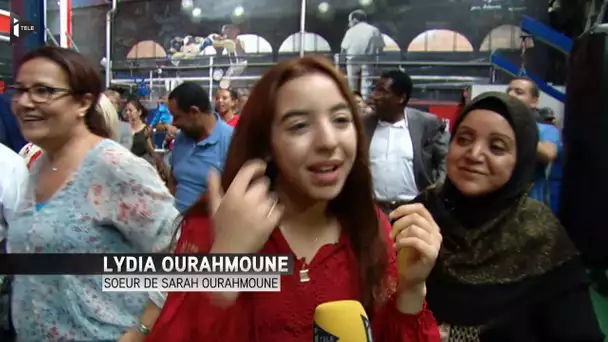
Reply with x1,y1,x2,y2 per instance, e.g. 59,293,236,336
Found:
146,209,440,342
226,115,240,127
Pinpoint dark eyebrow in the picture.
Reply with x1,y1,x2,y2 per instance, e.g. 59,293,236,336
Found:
279,103,350,123
458,124,515,143
280,109,309,123
330,103,350,113
489,133,515,144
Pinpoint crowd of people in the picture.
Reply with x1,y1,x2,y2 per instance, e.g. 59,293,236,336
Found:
0,45,602,342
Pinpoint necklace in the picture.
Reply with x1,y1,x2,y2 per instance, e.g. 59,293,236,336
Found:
279,225,319,283
279,225,326,283
298,235,320,283
300,261,311,283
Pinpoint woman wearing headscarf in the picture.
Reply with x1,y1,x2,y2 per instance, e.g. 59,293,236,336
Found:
402,92,603,341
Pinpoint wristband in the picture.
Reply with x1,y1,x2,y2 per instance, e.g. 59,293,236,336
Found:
137,323,151,335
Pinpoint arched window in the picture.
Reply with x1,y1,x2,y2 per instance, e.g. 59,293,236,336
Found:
480,25,531,51
382,34,401,52
226,34,273,54
127,40,167,59
278,32,331,53
407,29,474,52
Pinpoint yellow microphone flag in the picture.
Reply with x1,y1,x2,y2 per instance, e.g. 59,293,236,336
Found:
313,300,373,342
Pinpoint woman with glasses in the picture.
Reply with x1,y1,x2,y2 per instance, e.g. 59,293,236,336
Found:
18,94,121,170
7,46,179,341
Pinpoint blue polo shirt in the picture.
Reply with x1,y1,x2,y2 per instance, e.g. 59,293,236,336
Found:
529,123,561,204
170,118,233,212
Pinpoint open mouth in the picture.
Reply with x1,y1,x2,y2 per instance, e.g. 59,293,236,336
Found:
306,161,344,186
307,165,339,173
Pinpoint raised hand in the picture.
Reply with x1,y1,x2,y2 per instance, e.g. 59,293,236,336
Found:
389,203,442,290
208,159,284,255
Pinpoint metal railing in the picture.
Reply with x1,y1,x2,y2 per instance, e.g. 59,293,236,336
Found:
111,59,491,72
111,75,487,84
111,56,490,97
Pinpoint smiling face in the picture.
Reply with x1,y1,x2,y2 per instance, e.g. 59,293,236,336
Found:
447,109,517,197
124,101,142,124
270,73,357,203
506,79,538,109
215,89,234,115
11,57,92,146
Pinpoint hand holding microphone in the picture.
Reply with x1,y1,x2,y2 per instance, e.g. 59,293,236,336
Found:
389,203,442,312
208,159,284,255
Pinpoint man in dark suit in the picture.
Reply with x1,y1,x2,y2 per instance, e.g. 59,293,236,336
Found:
363,70,449,215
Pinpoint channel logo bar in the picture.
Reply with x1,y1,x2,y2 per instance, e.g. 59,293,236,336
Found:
0,10,37,43
0,9,10,38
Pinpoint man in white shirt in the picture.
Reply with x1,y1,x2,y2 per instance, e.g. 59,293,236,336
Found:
363,70,449,215
0,143,28,249
340,9,384,97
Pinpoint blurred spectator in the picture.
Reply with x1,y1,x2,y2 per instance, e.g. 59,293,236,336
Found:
539,107,557,125
353,91,371,116
104,89,133,149
0,95,27,153
150,94,174,131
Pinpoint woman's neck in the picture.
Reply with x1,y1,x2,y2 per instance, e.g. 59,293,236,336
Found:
221,111,235,122
41,127,96,162
131,120,145,131
276,185,330,234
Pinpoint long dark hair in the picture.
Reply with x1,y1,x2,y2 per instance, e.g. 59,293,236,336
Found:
183,56,388,312
18,46,109,138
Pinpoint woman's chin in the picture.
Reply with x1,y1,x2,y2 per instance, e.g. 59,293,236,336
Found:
21,128,49,145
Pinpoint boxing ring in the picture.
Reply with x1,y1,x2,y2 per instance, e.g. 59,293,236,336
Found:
109,58,491,100
101,0,310,90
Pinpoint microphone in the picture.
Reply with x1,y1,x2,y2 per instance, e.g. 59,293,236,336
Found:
397,248,412,279
313,300,373,341
390,217,413,279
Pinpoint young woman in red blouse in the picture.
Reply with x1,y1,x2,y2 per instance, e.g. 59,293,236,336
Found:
120,56,442,342
215,88,240,127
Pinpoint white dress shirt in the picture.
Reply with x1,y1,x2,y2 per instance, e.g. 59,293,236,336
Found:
369,111,418,201
0,143,29,245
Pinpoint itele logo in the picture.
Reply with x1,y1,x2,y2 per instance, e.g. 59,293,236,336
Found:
10,14,36,43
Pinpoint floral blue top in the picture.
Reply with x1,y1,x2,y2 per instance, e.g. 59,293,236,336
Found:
7,139,179,342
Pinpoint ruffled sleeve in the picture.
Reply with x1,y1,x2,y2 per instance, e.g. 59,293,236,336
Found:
146,213,252,342
371,208,441,342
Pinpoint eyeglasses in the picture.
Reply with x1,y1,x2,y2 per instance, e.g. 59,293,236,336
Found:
7,84,71,104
